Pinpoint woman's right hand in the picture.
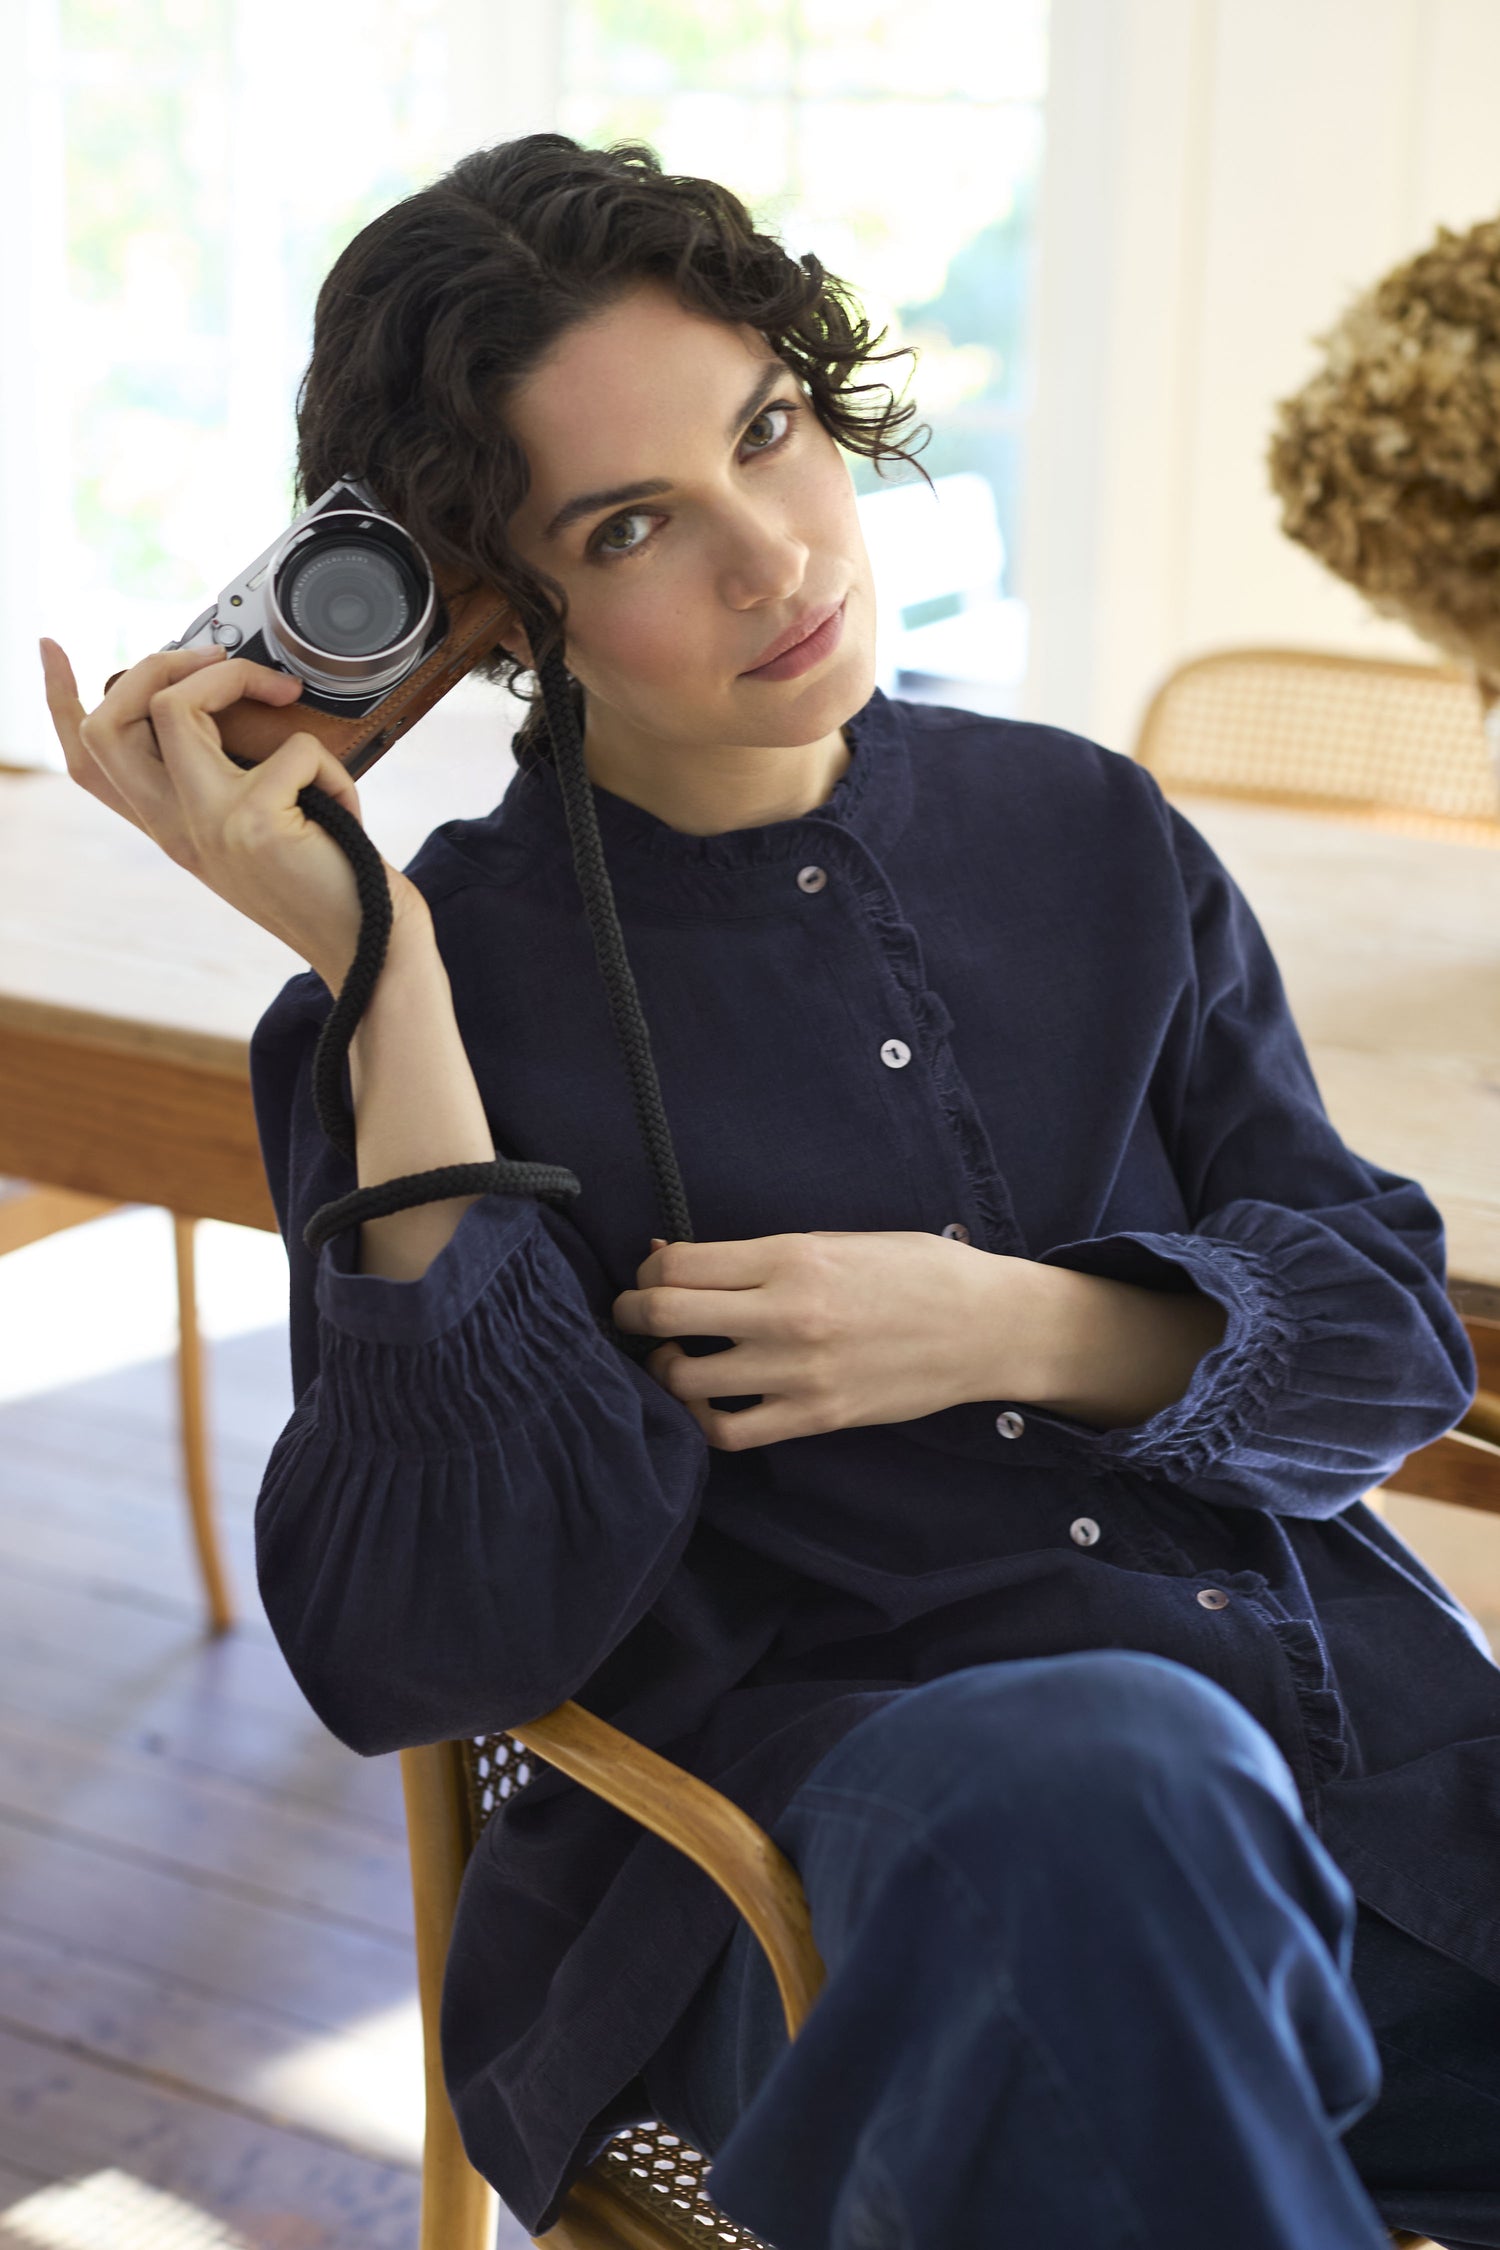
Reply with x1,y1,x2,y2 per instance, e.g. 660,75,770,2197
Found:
39,639,433,990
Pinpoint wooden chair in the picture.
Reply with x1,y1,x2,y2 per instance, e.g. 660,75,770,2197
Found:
400,1362,1498,2250
1130,644,1500,847
0,1180,234,1633
401,1709,821,2250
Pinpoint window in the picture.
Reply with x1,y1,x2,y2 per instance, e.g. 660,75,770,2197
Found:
7,0,1046,765
10,0,460,764
560,0,1049,713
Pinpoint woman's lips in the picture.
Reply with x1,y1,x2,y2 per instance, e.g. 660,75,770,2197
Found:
741,597,847,681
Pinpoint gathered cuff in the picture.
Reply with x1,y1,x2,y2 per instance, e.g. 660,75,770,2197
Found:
305,1194,637,1452
1019,1226,1302,1478
314,1193,540,1346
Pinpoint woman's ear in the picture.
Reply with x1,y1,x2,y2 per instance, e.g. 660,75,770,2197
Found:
491,606,536,671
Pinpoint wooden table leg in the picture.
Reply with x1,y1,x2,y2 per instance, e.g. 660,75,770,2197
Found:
172,1215,234,1636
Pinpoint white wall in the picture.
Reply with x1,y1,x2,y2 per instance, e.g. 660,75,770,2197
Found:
1020,0,1500,753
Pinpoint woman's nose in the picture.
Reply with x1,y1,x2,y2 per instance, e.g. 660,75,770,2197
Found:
716,502,809,606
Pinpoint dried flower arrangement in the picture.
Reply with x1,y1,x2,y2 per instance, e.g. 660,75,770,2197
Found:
1267,212,1500,707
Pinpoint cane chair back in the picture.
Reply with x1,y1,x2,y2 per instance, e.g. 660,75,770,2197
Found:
1131,646,1500,845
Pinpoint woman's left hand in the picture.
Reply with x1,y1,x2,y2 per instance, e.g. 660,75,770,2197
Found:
611,1230,1035,1449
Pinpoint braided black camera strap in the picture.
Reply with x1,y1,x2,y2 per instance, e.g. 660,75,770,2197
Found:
285,643,696,1260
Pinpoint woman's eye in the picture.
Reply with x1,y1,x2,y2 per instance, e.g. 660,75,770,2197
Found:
742,400,798,452
593,512,654,558
588,399,801,561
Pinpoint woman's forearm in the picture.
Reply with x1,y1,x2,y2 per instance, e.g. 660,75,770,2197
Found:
1001,1260,1229,1431
321,922,497,1282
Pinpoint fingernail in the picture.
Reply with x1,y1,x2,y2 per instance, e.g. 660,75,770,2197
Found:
650,1236,666,1250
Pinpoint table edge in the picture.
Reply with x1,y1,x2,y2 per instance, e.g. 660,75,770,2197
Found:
0,993,251,1078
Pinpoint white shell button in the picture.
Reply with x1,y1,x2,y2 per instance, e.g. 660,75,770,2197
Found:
1069,1517,1101,1546
880,1039,912,1069
1197,1588,1230,1610
796,865,827,892
995,1411,1025,1440
941,1222,970,1242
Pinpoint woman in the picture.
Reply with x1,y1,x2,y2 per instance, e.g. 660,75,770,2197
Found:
40,135,1500,2250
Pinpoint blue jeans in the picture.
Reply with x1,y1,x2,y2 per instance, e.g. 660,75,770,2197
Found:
640,1652,1500,2250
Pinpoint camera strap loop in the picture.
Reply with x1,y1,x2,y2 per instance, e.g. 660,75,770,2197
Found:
281,643,697,1260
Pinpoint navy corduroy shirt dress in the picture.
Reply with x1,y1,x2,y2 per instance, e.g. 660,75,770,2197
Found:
248,686,1498,2235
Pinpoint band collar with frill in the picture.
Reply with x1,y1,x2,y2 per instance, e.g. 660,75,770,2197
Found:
495,682,913,878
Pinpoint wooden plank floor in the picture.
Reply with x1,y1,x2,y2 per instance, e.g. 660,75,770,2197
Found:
0,1317,533,2250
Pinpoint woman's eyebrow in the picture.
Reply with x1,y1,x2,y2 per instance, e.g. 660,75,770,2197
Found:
542,358,789,540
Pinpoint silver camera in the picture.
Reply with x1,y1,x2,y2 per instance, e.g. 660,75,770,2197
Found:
165,476,450,721
149,475,514,782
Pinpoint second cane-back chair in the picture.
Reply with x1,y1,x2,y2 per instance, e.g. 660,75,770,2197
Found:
1129,644,1500,845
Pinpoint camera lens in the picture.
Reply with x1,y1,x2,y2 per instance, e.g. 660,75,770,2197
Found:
280,541,422,655
264,502,439,699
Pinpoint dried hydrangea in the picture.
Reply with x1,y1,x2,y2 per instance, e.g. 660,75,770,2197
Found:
1268,213,1500,684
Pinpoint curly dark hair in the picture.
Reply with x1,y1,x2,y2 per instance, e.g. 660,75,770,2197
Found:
293,132,931,762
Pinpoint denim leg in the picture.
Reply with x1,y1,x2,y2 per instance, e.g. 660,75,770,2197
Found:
643,1650,1393,2250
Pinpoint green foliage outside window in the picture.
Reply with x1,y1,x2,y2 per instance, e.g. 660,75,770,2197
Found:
55,0,1045,695
562,0,1048,589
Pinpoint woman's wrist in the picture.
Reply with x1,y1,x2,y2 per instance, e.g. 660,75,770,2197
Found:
308,872,434,993
337,915,498,1282
988,1257,1228,1431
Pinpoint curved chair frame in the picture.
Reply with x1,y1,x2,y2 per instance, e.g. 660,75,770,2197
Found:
402,1701,824,2250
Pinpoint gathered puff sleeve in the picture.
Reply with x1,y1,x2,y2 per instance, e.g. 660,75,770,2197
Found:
247,970,709,1757
1023,788,1477,1520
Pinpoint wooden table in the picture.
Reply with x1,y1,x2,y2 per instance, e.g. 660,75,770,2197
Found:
1173,793,1500,1318
2,737,1496,1335
0,712,515,1233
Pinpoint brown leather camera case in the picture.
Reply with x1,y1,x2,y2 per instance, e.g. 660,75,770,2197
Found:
108,576,515,782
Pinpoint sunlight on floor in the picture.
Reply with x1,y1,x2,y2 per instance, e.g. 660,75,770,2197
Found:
0,1210,289,1406
0,2168,251,2249
248,1998,425,2165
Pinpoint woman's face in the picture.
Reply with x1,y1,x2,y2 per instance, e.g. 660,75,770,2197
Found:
496,280,879,755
